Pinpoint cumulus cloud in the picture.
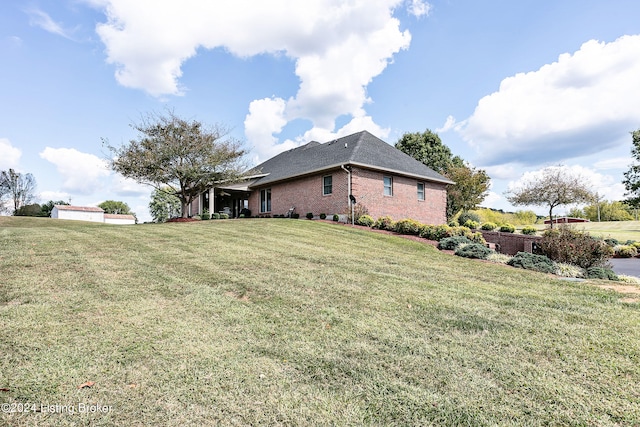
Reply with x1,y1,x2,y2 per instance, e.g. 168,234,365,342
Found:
39,147,111,195
90,0,412,159
0,138,21,170
459,35,640,166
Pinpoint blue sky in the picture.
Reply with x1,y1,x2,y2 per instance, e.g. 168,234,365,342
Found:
1,0,639,222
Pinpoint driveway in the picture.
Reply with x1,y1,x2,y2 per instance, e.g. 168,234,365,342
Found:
609,258,640,278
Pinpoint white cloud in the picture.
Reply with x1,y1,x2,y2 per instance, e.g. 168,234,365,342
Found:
406,0,431,17
0,138,21,170
39,147,111,195
111,175,152,197
593,156,632,170
26,8,76,40
459,35,640,166
90,0,411,157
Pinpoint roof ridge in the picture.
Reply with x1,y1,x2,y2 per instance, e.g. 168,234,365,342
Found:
346,130,369,162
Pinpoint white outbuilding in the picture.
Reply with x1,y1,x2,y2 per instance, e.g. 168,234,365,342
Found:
104,213,136,225
51,205,105,223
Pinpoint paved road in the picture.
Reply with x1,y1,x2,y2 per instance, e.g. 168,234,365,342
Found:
609,258,640,278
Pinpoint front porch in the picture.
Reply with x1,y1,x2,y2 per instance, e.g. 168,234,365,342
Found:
197,183,251,218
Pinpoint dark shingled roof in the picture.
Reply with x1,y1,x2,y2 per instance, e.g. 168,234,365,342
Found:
248,131,454,188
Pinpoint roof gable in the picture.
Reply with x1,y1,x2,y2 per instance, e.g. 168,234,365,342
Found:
249,131,453,187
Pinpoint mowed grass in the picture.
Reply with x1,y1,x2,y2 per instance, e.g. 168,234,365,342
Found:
532,220,640,242
1,217,639,426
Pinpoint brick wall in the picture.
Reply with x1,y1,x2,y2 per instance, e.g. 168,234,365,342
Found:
249,168,350,217
351,168,448,224
480,231,542,255
248,166,448,223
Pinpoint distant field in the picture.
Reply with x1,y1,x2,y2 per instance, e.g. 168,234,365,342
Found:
1,216,639,426
531,220,640,241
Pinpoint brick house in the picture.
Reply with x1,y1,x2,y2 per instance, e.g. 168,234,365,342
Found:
192,131,453,224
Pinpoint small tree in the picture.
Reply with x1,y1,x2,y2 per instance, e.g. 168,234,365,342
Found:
395,130,490,219
505,165,595,228
105,110,246,218
0,168,37,215
149,187,181,223
98,200,133,215
622,129,640,207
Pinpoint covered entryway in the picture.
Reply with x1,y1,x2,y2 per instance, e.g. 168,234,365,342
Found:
202,183,252,218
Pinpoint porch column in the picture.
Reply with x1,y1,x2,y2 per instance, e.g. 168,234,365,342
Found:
209,188,215,214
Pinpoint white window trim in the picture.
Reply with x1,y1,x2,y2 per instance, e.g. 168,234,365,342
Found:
323,175,333,196
384,176,393,196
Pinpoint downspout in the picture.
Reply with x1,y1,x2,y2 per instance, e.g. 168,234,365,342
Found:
341,164,353,225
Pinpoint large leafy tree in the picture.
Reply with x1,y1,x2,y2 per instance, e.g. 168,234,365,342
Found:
105,110,246,218
149,187,181,223
395,130,490,219
445,164,491,219
622,129,640,207
98,200,133,215
505,165,596,227
0,168,37,215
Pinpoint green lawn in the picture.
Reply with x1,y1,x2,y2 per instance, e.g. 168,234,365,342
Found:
1,217,639,426
531,220,640,242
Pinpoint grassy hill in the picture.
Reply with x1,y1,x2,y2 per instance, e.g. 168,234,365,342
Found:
1,217,639,426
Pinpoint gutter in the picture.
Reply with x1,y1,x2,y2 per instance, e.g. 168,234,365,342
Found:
341,164,354,225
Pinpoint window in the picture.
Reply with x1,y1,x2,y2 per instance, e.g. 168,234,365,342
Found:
383,176,393,196
417,182,425,201
260,188,271,212
323,175,333,195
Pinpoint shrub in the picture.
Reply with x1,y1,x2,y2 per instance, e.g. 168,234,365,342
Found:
455,243,493,259
291,213,300,219
538,226,612,269
211,213,220,219
420,224,450,241
614,245,638,258
219,213,229,219
469,232,486,245
332,214,339,222
458,211,480,225
438,236,473,250
521,225,537,235
356,214,374,227
374,216,395,231
499,223,516,233
554,263,586,278
604,238,619,247
480,222,497,231
507,252,555,274
631,241,640,250
586,267,618,281
319,213,327,220
394,219,423,235
306,212,314,219
463,220,480,229
348,203,369,224
201,209,210,220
